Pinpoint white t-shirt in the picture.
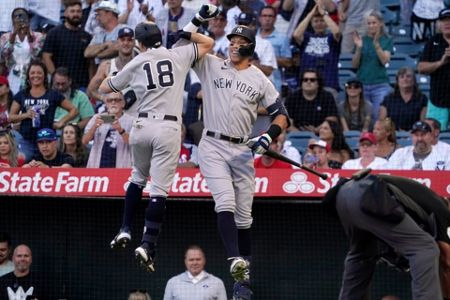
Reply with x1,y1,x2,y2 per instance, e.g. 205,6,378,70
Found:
412,0,444,20
342,157,388,170
387,145,450,170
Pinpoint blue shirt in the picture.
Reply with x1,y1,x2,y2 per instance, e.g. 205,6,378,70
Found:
258,29,292,91
299,31,340,90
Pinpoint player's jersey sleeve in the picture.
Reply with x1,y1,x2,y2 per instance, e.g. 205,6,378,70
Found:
107,58,136,92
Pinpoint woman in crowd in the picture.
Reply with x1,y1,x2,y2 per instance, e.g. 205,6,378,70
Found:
0,7,45,95
373,118,399,159
318,119,353,168
9,60,78,160
0,76,13,131
0,131,25,167
379,67,428,131
352,10,393,121
341,132,387,169
82,91,133,168
59,123,89,167
338,77,373,132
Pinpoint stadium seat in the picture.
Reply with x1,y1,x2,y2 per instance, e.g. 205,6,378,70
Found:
395,131,412,147
338,69,357,90
338,53,355,71
385,53,417,70
344,130,361,139
393,37,424,58
286,131,317,154
380,6,399,28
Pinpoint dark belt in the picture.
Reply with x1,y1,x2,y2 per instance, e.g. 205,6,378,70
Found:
206,130,246,144
138,112,177,122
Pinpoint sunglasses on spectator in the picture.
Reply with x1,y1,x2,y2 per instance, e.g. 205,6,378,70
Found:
106,98,122,103
302,77,317,83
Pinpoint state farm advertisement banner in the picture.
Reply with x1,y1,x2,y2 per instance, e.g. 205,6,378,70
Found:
0,168,449,198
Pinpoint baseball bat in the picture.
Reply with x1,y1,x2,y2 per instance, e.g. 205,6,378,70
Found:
247,141,328,180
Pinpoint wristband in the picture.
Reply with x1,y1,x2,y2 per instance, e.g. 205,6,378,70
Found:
119,129,126,135
192,17,202,27
266,124,282,140
183,21,199,33
179,31,192,40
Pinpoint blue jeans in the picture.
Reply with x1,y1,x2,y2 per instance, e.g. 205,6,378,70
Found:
363,83,392,121
12,131,37,162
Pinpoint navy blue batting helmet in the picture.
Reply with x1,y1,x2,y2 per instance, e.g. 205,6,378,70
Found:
135,22,162,48
226,25,256,57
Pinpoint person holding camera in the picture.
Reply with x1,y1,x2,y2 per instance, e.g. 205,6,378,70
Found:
82,91,133,168
0,7,45,95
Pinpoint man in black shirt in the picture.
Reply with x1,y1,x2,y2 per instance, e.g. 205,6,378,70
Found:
285,69,338,133
0,244,47,299
22,128,74,168
418,8,450,131
42,0,93,88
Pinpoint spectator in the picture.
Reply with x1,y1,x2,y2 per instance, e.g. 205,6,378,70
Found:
224,0,266,35
178,124,198,168
0,131,25,167
9,60,78,161
82,92,133,168
293,3,341,98
338,77,372,132
424,117,450,153
352,10,393,121
0,76,13,131
339,0,380,53
183,70,203,145
52,67,95,130
258,5,293,91
411,0,444,43
387,121,450,170
207,11,228,59
154,0,196,49
22,128,74,168
84,1,125,63
118,0,163,29
318,119,353,166
0,7,45,95
28,0,61,32
41,0,93,89
341,132,387,169
0,1,28,36
84,0,103,35
254,137,293,168
163,245,227,300
0,244,47,299
282,0,336,41
373,118,399,159
285,69,338,132
417,8,450,131
0,232,13,277
379,67,428,131
128,290,151,300
304,139,333,169
59,123,89,167
87,27,136,108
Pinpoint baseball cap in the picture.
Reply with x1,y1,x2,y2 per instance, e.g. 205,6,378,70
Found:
95,0,119,15
0,76,9,86
36,128,57,142
237,12,256,25
345,77,362,87
359,132,376,144
118,27,134,38
411,121,432,133
309,140,330,153
439,8,450,20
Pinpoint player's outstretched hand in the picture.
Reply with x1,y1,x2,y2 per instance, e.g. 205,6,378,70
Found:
248,133,272,155
196,4,220,22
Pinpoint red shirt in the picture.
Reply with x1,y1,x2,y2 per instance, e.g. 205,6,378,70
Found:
254,157,292,169
0,155,25,167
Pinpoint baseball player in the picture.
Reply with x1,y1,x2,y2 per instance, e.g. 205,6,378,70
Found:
181,21,289,299
98,17,215,272
324,170,450,300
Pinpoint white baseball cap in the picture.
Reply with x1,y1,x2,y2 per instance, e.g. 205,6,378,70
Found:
95,0,119,15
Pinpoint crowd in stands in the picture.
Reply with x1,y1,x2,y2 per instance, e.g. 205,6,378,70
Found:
0,0,450,171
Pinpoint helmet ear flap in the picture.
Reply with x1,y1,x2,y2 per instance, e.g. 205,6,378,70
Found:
238,43,255,57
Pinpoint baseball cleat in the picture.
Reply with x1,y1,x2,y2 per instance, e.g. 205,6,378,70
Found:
232,280,253,300
230,257,250,282
110,230,131,249
135,245,155,272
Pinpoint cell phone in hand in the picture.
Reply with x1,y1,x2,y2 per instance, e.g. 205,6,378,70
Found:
100,114,115,123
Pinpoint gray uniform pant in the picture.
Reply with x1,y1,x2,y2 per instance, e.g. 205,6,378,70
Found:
335,180,441,300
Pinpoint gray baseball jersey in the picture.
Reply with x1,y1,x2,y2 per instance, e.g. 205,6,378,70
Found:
107,43,199,196
193,54,279,228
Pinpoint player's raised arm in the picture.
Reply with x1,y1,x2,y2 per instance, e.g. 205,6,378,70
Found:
180,31,214,58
